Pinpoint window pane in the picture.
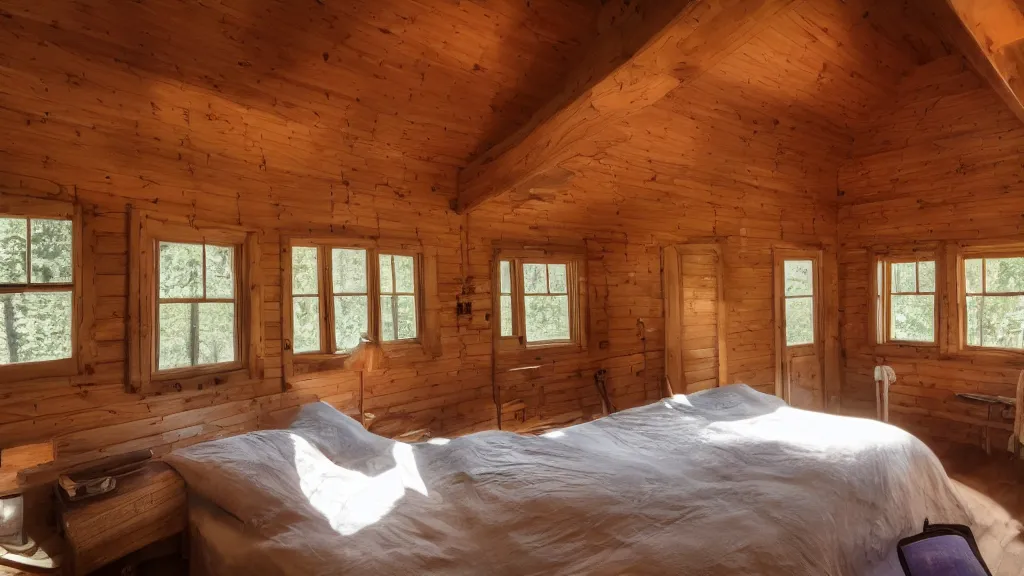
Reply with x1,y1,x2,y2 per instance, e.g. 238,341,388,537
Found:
158,303,193,370
380,295,395,341
891,262,916,293
396,295,417,340
30,219,72,284
548,264,568,293
785,297,814,346
198,302,235,365
784,260,813,297
524,295,570,342
332,248,366,293
891,295,934,342
393,255,415,294
0,291,72,365
984,257,1024,294
291,247,319,296
0,217,27,284
292,296,321,354
205,245,234,299
523,263,547,294
967,295,1024,349
500,261,511,294
334,295,368,352
159,242,203,299
379,255,394,294
965,259,983,294
966,296,982,347
500,294,513,337
918,261,936,293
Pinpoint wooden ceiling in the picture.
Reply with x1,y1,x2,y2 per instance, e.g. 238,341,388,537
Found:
472,0,953,223
1,0,1008,215
1,0,599,169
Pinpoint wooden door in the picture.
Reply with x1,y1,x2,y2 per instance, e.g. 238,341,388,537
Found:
774,249,824,411
664,244,727,395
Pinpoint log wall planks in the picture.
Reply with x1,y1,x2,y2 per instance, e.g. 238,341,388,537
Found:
0,0,968,472
838,54,1024,447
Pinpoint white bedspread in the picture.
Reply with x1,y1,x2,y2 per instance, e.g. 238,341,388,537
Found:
165,385,972,575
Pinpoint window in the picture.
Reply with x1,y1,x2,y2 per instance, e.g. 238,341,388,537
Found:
0,214,76,368
284,241,420,361
128,209,262,394
156,242,238,370
495,251,585,349
783,260,815,346
963,256,1024,350
877,260,937,344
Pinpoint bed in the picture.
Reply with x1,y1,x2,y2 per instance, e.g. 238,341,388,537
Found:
165,384,973,575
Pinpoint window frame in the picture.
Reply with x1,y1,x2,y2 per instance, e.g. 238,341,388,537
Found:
493,247,587,353
876,257,939,346
958,245,1024,355
281,236,432,380
780,258,817,349
0,196,83,381
128,209,263,394
153,240,243,374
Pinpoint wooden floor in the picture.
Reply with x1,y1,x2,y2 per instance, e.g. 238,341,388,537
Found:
928,440,1024,575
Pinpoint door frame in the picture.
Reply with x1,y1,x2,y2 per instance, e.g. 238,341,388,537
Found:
773,247,825,406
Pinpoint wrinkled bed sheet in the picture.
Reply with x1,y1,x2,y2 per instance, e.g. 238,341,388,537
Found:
165,385,972,576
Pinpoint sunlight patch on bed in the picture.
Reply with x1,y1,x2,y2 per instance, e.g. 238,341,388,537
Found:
290,434,427,536
707,406,913,451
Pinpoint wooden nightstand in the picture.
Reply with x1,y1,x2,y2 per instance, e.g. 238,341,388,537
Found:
58,463,186,576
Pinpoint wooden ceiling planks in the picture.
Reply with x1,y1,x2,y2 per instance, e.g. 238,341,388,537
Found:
0,0,599,171
913,0,1024,126
456,0,802,213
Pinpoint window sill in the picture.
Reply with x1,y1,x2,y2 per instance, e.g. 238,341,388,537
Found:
954,347,1024,365
871,343,1024,367
498,340,586,359
0,357,78,383
140,365,251,395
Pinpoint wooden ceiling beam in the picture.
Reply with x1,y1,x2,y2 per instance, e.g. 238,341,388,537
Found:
455,0,798,213
920,0,1024,126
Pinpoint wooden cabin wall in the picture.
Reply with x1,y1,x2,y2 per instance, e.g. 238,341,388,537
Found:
468,0,946,422
0,0,945,470
0,0,605,466
838,55,1024,447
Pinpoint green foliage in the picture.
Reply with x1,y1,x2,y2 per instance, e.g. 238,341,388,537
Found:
785,297,814,345
0,218,27,284
292,296,321,354
379,254,416,341
335,295,367,351
523,263,547,294
525,295,570,341
522,263,571,342
31,219,72,283
784,260,813,296
159,242,202,298
333,248,366,293
0,217,73,365
891,295,934,342
0,292,72,364
964,257,1024,349
783,261,815,345
157,242,236,369
889,261,936,343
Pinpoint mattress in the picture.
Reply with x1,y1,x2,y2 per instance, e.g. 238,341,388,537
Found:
165,384,972,575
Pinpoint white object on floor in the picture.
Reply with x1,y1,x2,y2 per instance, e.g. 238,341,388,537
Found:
874,365,896,422
167,385,971,576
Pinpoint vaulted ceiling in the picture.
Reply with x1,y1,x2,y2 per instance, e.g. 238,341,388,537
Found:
0,0,1015,217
